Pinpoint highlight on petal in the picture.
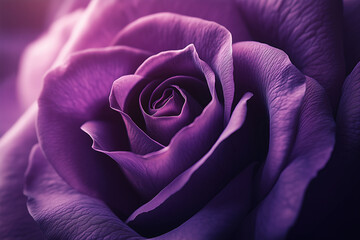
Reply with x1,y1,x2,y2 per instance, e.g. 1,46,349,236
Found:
37,46,150,216
236,0,345,102
113,13,235,122
25,145,144,240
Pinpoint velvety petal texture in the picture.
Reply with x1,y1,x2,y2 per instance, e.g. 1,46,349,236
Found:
233,42,335,240
25,145,144,240
247,77,335,240
287,61,360,239
0,105,43,239
233,41,307,198
236,0,345,102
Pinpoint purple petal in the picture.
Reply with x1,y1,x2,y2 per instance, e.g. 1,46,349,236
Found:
81,119,130,152
236,0,345,102
344,0,360,73
233,41,306,199
240,77,335,240
81,112,163,156
134,44,212,107
288,62,360,239
38,46,150,216
125,93,253,237
141,84,203,145
110,74,165,155
113,13,234,122
0,104,43,239
154,164,256,240
25,144,144,240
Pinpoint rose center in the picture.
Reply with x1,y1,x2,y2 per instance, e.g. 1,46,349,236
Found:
149,87,183,116
139,75,205,145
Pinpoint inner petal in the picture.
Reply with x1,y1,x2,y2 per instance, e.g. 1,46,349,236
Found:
140,83,202,145
152,88,174,110
151,87,184,117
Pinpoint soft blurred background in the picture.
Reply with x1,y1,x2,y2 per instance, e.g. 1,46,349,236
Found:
0,0,88,135
0,0,52,136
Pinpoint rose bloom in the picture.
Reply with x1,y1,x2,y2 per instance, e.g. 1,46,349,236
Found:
0,0,359,240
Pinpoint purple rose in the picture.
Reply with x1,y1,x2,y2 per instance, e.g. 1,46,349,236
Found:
0,0,359,239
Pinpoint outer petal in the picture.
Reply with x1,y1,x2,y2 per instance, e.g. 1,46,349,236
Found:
233,41,306,199
38,46,151,216
25,145,144,240
236,0,345,103
246,78,335,240
113,13,234,122
233,42,335,239
0,104,43,239
344,0,360,72
154,164,256,240
289,62,360,239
